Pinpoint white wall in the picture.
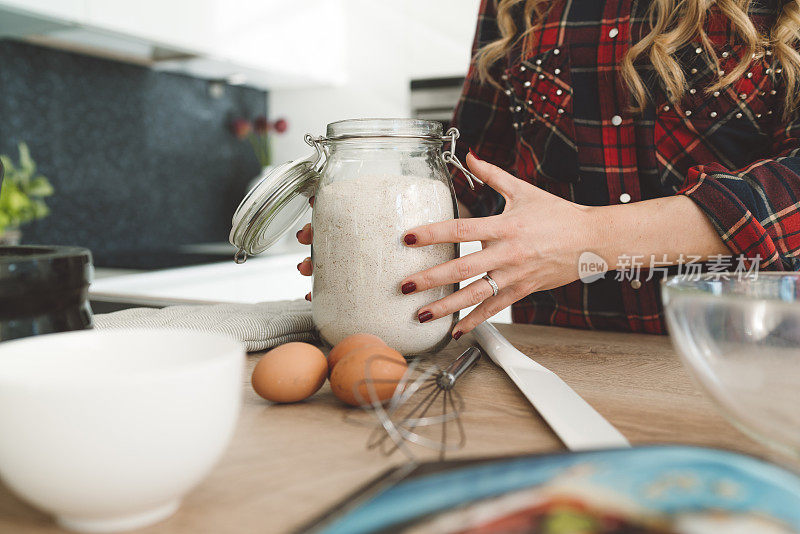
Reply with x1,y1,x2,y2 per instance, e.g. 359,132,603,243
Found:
269,0,481,162
209,0,347,86
400,0,481,80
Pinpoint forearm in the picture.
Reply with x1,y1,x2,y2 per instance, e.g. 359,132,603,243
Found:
589,195,730,269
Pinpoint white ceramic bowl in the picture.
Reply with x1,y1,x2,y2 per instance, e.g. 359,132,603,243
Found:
0,328,244,533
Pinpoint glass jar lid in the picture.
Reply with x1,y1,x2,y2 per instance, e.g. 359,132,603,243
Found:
229,119,480,263
325,118,443,139
229,153,320,262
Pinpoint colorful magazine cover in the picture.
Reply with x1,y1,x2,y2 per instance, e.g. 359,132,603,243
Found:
301,446,800,534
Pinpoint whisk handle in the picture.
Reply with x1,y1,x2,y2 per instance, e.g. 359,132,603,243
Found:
444,346,482,383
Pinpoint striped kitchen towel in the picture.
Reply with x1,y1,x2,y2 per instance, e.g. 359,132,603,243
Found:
94,299,314,352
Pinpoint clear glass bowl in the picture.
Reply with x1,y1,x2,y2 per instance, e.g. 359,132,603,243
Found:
662,273,800,460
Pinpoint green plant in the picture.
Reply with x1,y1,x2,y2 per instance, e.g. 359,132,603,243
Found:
0,143,54,234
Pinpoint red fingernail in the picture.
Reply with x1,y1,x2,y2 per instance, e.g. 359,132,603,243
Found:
404,234,417,245
453,330,463,340
468,148,481,161
401,281,416,294
418,311,433,323
304,292,311,301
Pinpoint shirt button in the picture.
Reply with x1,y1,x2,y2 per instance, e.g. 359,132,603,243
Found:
631,280,642,290
608,27,619,38
619,193,631,203
611,114,622,126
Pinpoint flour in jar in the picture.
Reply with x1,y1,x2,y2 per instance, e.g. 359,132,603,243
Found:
311,175,457,355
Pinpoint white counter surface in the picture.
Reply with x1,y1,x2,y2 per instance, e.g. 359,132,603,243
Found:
90,241,511,322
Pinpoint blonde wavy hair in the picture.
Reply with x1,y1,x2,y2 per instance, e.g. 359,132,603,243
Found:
475,0,800,119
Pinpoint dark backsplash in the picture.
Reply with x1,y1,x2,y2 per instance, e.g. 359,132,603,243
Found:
0,40,265,268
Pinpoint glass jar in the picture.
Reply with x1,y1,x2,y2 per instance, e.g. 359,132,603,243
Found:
230,118,481,355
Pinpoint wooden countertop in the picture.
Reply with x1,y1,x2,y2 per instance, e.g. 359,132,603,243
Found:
0,323,773,533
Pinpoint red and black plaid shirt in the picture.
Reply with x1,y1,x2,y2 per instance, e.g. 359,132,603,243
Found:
451,0,800,334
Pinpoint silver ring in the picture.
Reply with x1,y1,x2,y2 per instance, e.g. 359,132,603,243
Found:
482,274,499,297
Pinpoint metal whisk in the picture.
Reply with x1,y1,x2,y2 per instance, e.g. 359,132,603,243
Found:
358,346,482,460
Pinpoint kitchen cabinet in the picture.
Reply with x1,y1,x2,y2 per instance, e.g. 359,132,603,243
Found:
83,0,215,55
0,323,770,533
0,0,85,23
0,0,346,88
0,0,477,91
0,1,79,39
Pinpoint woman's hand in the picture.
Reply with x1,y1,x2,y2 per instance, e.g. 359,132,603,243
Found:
401,152,594,338
297,153,727,330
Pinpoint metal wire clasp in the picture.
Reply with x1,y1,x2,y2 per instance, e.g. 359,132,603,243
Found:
304,133,328,171
234,248,248,264
441,127,483,190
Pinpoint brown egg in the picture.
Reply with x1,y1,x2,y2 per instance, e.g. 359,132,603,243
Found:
251,342,327,403
330,345,408,407
327,333,387,374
